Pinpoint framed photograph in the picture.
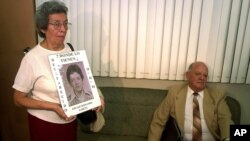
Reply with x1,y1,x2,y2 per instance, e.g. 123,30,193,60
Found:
48,50,101,117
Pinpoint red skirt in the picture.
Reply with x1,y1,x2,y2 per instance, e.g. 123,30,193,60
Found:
28,113,77,141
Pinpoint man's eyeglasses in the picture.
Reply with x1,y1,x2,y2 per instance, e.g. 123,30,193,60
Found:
48,22,71,30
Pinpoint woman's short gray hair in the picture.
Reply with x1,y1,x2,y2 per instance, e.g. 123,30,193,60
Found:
35,0,68,38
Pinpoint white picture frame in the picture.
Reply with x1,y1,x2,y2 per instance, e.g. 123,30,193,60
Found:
49,50,101,117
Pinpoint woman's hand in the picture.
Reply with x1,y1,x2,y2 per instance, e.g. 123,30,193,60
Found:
53,103,74,121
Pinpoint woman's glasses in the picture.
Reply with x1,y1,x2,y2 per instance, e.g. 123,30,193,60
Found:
48,20,71,30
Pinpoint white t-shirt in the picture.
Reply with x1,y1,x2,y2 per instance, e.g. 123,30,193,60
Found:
13,43,75,124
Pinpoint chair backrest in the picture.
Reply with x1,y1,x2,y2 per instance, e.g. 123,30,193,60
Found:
225,96,241,124
97,87,167,137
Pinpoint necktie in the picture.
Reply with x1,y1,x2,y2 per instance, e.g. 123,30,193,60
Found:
193,93,202,141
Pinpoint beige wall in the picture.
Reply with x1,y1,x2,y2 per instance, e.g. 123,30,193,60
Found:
95,76,250,124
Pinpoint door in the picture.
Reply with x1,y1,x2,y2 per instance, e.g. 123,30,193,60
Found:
0,0,36,141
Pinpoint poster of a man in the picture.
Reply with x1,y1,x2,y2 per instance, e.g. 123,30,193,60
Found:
62,62,94,106
49,50,101,116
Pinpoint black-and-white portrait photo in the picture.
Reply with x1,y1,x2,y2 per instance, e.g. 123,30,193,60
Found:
60,62,93,106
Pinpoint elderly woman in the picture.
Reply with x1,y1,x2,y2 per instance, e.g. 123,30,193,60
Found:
12,1,104,141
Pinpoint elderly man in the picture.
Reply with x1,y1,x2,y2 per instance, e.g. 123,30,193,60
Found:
148,61,232,141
